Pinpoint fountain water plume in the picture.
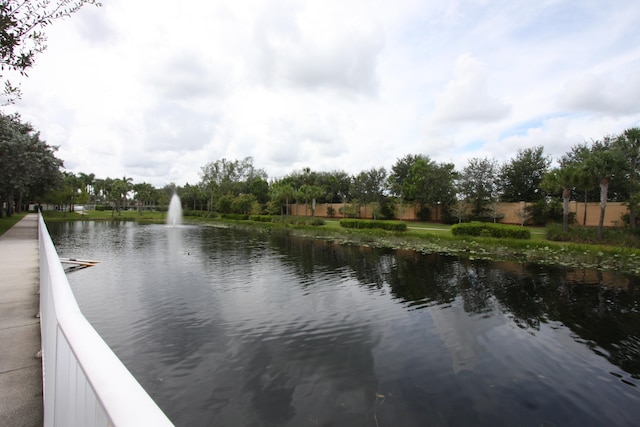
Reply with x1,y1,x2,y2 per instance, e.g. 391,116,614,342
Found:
167,194,183,226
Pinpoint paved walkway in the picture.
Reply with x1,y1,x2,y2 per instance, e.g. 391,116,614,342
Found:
0,214,43,426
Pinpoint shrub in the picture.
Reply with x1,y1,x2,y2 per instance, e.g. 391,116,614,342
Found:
546,224,640,247
451,222,530,239
221,213,249,220
184,209,216,218
249,215,273,223
339,204,360,218
339,219,407,232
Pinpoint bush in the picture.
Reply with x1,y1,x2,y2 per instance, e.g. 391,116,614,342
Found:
249,215,274,223
221,213,249,220
451,222,530,239
184,209,216,218
310,218,325,226
339,219,407,232
546,224,640,247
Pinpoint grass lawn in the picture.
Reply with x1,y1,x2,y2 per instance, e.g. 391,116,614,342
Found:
43,210,168,222
0,212,27,236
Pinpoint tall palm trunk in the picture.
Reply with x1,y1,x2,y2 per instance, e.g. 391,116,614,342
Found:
597,178,608,240
562,187,570,232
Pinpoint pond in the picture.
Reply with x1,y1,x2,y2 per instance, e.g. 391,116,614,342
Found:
48,221,640,427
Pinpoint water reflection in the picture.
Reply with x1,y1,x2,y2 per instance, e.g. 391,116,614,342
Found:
49,222,640,426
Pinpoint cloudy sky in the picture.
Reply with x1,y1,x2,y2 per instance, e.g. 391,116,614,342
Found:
8,0,640,187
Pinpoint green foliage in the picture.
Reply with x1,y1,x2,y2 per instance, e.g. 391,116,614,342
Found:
451,222,531,239
546,224,640,248
458,157,500,218
220,213,249,220
231,193,257,215
326,206,336,217
339,219,407,232
499,146,550,202
249,215,273,223
525,199,574,226
339,203,360,218
377,197,397,220
310,218,325,226
184,209,216,218
0,113,63,215
416,206,431,221
0,211,26,235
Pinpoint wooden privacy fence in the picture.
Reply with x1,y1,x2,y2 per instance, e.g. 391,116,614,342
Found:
287,201,630,228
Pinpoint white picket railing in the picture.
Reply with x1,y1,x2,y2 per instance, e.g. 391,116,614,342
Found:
38,213,174,427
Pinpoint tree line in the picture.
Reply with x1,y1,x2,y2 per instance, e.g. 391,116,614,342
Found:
2,111,639,235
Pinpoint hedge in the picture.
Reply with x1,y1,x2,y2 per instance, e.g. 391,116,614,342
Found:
249,215,274,223
451,222,530,239
220,213,249,220
339,219,407,232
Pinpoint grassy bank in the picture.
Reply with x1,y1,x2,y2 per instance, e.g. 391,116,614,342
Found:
42,210,168,223
39,211,640,276
193,216,640,275
0,212,27,236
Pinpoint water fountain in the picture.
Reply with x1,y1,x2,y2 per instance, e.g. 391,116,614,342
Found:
166,194,183,226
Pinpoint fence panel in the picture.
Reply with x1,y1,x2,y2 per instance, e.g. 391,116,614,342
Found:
38,213,173,427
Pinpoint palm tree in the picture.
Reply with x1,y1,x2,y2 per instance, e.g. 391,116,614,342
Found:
541,164,577,232
121,175,134,210
584,138,624,240
270,182,295,217
615,127,640,228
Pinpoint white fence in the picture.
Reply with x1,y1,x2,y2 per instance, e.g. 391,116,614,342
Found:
38,213,174,427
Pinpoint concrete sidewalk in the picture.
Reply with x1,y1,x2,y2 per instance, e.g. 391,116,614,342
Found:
0,214,43,426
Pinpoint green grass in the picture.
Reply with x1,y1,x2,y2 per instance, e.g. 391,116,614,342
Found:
0,212,28,236
43,209,168,222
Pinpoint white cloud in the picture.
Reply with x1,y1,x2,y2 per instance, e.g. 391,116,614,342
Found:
5,0,640,187
560,71,640,115
430,54,511,124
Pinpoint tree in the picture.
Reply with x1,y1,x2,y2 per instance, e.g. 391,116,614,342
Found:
297,184,324,217
401,158,457,221
231,193,256,215
181,182,206,211
388,154,425,198
500,146,550,202
269,181,295,216
541,164,577,232
0,112,62,215
199,157,267,210
315,170,350,204
614,127,640,228
0,0,102,103
77,171,95,202
458,157,500,220
109,178,129,216
350,167,387,219
248,176,269,204
133,182,155,213
450,199,470,223
583,138,625,240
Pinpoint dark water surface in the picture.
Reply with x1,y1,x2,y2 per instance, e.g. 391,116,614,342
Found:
48,221,640,426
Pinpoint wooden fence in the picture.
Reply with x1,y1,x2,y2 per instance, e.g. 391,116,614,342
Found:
287,201,629,228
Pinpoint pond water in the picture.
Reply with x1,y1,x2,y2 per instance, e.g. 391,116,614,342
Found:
48,221,640,427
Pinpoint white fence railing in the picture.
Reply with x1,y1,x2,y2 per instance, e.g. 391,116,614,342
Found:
38,213,174,427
